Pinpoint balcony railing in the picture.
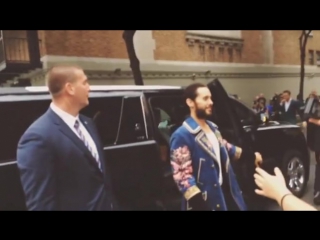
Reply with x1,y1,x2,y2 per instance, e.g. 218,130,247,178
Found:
0,37,44,64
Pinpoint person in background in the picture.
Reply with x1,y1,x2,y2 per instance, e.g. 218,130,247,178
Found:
252,96,259,112
279,90,300,124
296,93,304,105
258,93,266,106
254,167,316,210
308,110,320,205
266,99,273,116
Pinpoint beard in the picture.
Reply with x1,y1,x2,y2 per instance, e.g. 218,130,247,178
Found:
195,105,211,119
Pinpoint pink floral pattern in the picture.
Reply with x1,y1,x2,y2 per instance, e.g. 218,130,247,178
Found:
170,146,196,192
213,129,236,157
220,139,233,151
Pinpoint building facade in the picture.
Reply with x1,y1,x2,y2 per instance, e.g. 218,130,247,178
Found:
1,30,320,104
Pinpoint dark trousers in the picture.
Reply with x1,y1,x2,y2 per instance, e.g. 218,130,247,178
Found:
315,152,320,193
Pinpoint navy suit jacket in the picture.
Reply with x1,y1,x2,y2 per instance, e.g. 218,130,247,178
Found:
17,108,117,210
280,99,300,124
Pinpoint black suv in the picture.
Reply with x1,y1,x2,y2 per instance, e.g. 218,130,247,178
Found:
0,79,310,210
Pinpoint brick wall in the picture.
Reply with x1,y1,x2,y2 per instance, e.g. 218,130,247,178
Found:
37,30,320,66
38,30,269,64
152,30,265,64
41,30,128,58
273,30,320,65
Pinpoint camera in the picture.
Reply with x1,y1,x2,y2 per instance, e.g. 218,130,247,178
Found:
268,93,282,120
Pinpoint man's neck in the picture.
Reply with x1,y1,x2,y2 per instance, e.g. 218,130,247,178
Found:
191,113,207,128
52,100,79,117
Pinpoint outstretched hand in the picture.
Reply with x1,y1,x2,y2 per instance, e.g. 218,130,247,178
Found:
254,167,291,202
254,152,262,167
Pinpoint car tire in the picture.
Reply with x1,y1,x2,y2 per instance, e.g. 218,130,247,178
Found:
282,149,308,198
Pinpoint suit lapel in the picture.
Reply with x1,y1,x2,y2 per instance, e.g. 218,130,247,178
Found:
48,108,103,175
195,131,218,164
183,117,219,164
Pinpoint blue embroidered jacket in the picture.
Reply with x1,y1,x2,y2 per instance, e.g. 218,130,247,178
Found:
170,116,247,211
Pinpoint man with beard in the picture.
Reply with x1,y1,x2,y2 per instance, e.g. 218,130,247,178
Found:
170,83,262,211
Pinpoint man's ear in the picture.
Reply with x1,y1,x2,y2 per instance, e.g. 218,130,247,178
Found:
186,98,193,108
65,82,75,95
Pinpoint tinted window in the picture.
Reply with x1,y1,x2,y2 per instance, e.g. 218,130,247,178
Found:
117,96,147,144
230,98,256,123
149,96,189,141
0,100,50,162
84,97,123,146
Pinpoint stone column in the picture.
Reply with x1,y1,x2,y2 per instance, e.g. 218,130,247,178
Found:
261,30,274,64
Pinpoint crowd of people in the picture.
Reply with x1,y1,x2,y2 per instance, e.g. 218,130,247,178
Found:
250,90,303,124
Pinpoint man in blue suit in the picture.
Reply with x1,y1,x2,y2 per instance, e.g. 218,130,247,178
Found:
170,83,262,211
17,65,117,210
279,90,300,124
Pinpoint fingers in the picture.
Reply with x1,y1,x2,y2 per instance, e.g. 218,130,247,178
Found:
255,189,264,196
254,179,263,189
254,173,264,183
255,159,262,167
274,167,282,176
255,167,268,177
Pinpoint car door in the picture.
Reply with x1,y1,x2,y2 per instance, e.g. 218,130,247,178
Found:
93,93,163,210
207,79,244,146
207,79,257,207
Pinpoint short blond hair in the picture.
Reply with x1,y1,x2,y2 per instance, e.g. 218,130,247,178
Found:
45,65,82,95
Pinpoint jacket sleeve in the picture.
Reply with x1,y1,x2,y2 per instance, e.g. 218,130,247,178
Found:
170,132,210,210
16,129,57,210
215,128,256,164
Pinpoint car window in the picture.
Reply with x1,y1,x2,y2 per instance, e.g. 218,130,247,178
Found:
149,96,189,142
159,108,170,122
117,96,147,144
0,100,50,162
230,98,256,124
82,96,147,146
85,96,123,146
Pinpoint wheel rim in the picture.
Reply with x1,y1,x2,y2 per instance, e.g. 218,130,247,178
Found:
287,157,305,194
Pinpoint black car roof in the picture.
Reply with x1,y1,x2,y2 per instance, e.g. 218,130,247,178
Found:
0,85,239,100
0,85,184,96
0,85,185,102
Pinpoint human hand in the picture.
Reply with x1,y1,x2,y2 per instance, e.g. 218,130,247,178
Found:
254,167,291,203
309,118,318,124
254,152,262,167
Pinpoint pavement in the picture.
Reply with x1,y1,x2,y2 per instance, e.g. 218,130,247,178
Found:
266,151,320,210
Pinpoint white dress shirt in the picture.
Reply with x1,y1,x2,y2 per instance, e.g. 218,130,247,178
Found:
284,98,292,112
205,131,222,185
50,102,100,162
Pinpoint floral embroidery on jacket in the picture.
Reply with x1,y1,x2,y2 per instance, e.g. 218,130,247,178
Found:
170,146,196,193
220,139,233,151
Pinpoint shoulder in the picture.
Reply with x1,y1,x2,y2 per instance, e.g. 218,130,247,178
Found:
20,114,52,143
171,124,191,137
206,120,218,129
170,124,193,144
